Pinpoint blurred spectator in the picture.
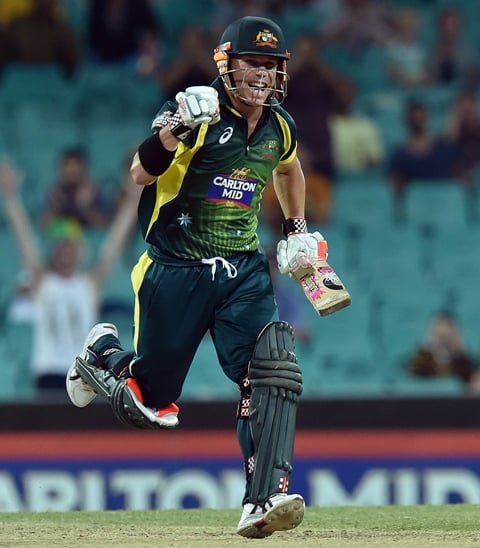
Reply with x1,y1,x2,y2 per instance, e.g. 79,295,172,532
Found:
443,89,480,184
329,81,384,173
426,7,480,89
262,34,351,230
319,0,398,56
407,310,476,386
2,0,82,79
39,147,110,230
159,25,218,97
86,0,160,77
387,98,460,198
0,160,140,395
386,7,430,88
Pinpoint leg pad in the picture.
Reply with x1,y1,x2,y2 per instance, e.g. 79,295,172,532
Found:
247,322,303,503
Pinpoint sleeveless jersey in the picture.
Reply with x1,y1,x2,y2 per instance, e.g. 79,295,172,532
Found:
32,272,99,376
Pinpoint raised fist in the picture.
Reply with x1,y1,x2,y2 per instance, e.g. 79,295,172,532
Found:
175,86,220,129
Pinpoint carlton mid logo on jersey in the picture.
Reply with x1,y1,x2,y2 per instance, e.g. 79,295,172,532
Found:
206,168,258,208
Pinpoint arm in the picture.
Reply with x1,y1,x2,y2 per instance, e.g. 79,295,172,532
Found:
273,156,326,275
90,182,143,286
130,127,180,186
131,86,220,186
272,155,306,220
0,162,44,278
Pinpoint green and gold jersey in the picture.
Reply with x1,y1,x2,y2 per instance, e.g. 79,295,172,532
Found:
138,78,297,260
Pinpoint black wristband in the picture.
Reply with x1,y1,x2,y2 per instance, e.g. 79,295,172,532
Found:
137,134,175,176
282,217,308,236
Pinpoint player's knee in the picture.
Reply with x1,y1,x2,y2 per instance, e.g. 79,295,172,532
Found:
249,321,303,395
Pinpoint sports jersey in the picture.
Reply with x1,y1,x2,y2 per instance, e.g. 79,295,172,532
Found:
138,78,298,260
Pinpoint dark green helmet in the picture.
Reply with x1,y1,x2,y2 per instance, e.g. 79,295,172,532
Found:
217,16,290,60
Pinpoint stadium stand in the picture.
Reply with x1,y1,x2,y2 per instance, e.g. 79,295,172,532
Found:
1,0,480,401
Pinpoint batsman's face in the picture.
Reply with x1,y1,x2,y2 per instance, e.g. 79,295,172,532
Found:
228,54,278,106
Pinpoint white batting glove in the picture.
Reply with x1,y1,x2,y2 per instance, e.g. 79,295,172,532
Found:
175,86,220,129
277,231,327,274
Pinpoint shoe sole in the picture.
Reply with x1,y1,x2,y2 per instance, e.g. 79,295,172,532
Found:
66,323,118,407
66,359,97,407
237,496,305,538
262,496,305,534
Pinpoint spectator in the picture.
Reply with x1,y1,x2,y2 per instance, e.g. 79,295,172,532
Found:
159,25,218,98
407,310,476,386
39,147,110,230
2,0,82,79
329,81,384,173
386,7,430,88
86,0,160,77
426,7,479,89
444,89,480,184
0,160,140,395
387,98,460,198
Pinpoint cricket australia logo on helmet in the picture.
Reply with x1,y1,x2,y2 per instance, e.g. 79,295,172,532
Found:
255,29,279,49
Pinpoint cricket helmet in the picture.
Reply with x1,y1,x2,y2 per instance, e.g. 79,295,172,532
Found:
213,16,290,105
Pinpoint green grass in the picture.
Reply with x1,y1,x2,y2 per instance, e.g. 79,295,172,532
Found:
0,505,479,547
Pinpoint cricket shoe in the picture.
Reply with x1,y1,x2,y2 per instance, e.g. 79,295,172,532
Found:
124,377,180,429
236,493,305,538
66,323,119,407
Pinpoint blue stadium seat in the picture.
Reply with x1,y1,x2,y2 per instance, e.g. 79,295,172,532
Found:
83,117,146,183
8,103,83,206
403,181,469,230
0,64,79,111
333,174,395,228
2,321,35,398
387,369,464,396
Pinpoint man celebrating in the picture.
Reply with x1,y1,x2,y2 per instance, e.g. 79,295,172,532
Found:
67,16,325,537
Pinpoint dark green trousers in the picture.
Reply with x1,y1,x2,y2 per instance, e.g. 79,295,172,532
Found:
119,248,277,408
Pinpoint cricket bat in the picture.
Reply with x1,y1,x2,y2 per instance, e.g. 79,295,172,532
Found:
290,242,351,316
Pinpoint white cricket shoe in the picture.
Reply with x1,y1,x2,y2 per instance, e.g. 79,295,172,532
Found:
66,323,118,407
236,493,305,538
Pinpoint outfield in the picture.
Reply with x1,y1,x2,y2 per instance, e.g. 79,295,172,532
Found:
1,504,479,547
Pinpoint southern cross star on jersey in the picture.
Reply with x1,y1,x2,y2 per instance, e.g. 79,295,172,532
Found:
177,212,192,227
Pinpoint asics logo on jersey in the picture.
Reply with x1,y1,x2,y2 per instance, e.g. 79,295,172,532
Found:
219,126,234,144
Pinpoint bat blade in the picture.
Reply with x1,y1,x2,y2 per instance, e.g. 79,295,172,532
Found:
290,259,351,316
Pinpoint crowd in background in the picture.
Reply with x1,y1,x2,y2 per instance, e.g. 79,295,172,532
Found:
1,0,479,217
1,0,480,399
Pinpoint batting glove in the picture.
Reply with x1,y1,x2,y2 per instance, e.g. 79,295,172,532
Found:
175,86,220,129
277,228,327,275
